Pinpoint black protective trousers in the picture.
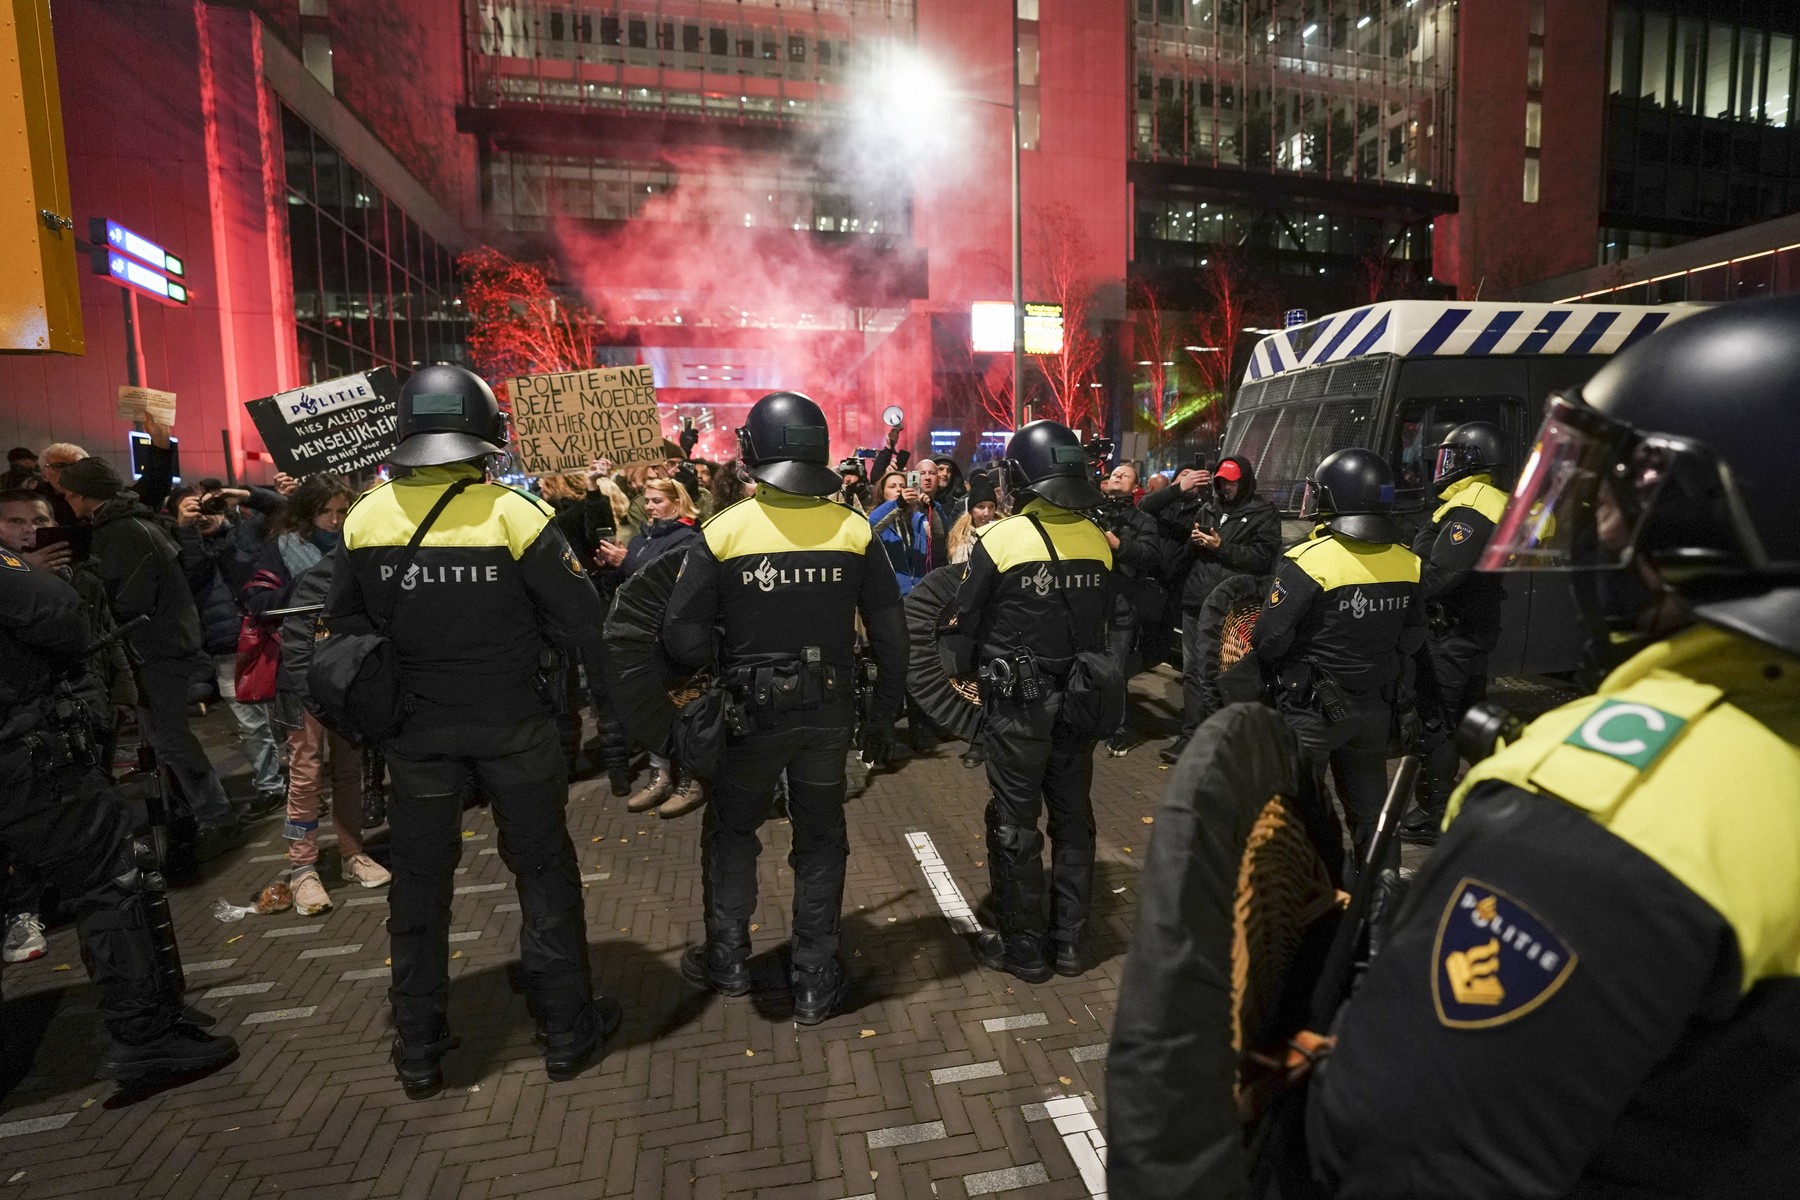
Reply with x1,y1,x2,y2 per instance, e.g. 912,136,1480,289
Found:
382,715,592,1043
0,746,176,1044
136,656,236,828
982,691,1097,950
1417,632,1491,814
1278,690,1392,869
702,711,852,972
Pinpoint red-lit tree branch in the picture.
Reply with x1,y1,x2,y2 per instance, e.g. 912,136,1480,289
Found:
457,247,600,396
1029,204,1106,434
1130,279,1186,429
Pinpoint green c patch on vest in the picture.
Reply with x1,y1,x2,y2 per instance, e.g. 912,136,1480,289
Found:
1563,700,1688,770
1432,878,1578,1030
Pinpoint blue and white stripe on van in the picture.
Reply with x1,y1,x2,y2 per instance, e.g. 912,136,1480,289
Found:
1244,301,1703,382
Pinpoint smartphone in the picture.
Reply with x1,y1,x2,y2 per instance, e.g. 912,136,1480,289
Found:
905,470,921,489
682,416,696,432
34,525,91,561
1190,454,1210,472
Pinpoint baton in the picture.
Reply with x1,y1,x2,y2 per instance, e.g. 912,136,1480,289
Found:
83,613,149,656
263,603,324,618
1307,754,1419,1028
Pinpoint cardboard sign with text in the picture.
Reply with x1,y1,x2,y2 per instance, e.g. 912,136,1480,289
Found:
117,385,177,426
244,367,401,477
509,365,661,475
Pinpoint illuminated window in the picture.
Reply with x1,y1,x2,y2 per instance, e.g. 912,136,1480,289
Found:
1523,156,1540,203
1527,46,1543,90
1525,100,1541,149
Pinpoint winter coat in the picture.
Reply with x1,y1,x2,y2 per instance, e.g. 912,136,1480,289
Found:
1093,495,1164,630
88,495,204,663
596,516,699,599
867,498,935,595
1139,457,1283,612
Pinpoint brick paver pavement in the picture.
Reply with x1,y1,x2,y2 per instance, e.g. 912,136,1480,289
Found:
0,671,1213,1200
0,667,1572,1198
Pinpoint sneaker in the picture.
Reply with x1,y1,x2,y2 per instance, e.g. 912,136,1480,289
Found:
2,913,47,964
1106,732,1131,758
656,778,706,819
344,854,392,889
241,790,285,820
292,870,333,916
98,1023,239,1082
1158,735,1191,766
626,770,674,814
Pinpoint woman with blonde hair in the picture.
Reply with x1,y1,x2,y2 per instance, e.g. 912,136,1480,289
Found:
592,478,707,818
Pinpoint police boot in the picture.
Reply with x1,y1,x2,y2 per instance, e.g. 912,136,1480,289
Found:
791,958,850,1025
97,1023,239,1083
974,931,1053,985
1396,798,1442,845
1046,936,1084,978
391,1027,456,1100
681,935,752,997
543,996,622,1082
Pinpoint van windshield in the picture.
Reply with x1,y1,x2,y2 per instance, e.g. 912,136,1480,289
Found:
1221,399,1375,512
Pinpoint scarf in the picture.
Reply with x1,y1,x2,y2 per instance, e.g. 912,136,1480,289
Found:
276,531,325,579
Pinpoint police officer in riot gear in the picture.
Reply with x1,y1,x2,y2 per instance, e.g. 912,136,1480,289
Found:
1398,421,1511,843
1306,293,1800,1200
326,364,614,1097
664,391,906,1024
953,420,1114,983
0,551,238,1083
1251,448,1423,868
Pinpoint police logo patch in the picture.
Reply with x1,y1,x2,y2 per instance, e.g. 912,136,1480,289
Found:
1268,579,1287,607
1564,700,1686,771
561,546,585,577
1432,878,1577,1030
0,549,25,571
1447,520,1474,545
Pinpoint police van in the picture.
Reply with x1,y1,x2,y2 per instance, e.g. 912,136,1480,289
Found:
1220,299,1703,676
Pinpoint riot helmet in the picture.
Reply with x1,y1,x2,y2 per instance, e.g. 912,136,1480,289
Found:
1432,421,1509,489
1480,294,1800,657
388,364,508,468
736,392,839,496
1002,420,1103,510
1298,448,1402,543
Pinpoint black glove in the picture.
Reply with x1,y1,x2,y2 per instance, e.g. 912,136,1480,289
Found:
860,723,895,769
678,425,700,456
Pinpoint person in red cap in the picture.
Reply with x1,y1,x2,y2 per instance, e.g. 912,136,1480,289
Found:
1140,454,1281,762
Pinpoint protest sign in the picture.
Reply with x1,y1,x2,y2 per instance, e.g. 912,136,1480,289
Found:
117,385,177,425
508,364,661,475
245,367,400,477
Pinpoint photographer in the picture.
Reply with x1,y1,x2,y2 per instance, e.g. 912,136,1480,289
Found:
173,479,287,814
1092,463,1161,757
1141,455,1280,761
867,469,937,596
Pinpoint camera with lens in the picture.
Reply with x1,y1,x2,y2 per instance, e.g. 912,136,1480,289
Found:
837,455,868,481
197,493,230,517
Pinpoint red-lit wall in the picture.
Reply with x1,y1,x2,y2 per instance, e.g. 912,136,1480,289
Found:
1436,0,1607,298
0,0,292,482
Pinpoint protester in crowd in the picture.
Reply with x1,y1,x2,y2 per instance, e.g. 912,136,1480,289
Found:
36,442,85,525
1143,472,1170,494
563,472,637,796
1093,463,1164,756
947,469,1000,565
172,479,287,813
868,470,933,595
709,458,756,512
54,456,244,860
1,447,39,490
595,479,707,819
243,474,388,916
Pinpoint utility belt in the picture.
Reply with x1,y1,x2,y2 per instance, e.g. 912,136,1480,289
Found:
978,651,1070,703
2,693,98,773
723,648,851,717
1275,660,1389,725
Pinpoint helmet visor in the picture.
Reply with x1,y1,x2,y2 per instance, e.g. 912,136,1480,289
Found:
1297,478,1325,521
1480,395,1759,575
1433,442,1486,483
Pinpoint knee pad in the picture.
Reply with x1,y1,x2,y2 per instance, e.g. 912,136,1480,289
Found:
990,823,1042,858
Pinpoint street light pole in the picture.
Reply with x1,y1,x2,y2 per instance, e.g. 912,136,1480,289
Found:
1010,2,1025,429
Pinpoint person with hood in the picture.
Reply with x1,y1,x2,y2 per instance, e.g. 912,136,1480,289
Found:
54,457,243,862
1142,454,1282,761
